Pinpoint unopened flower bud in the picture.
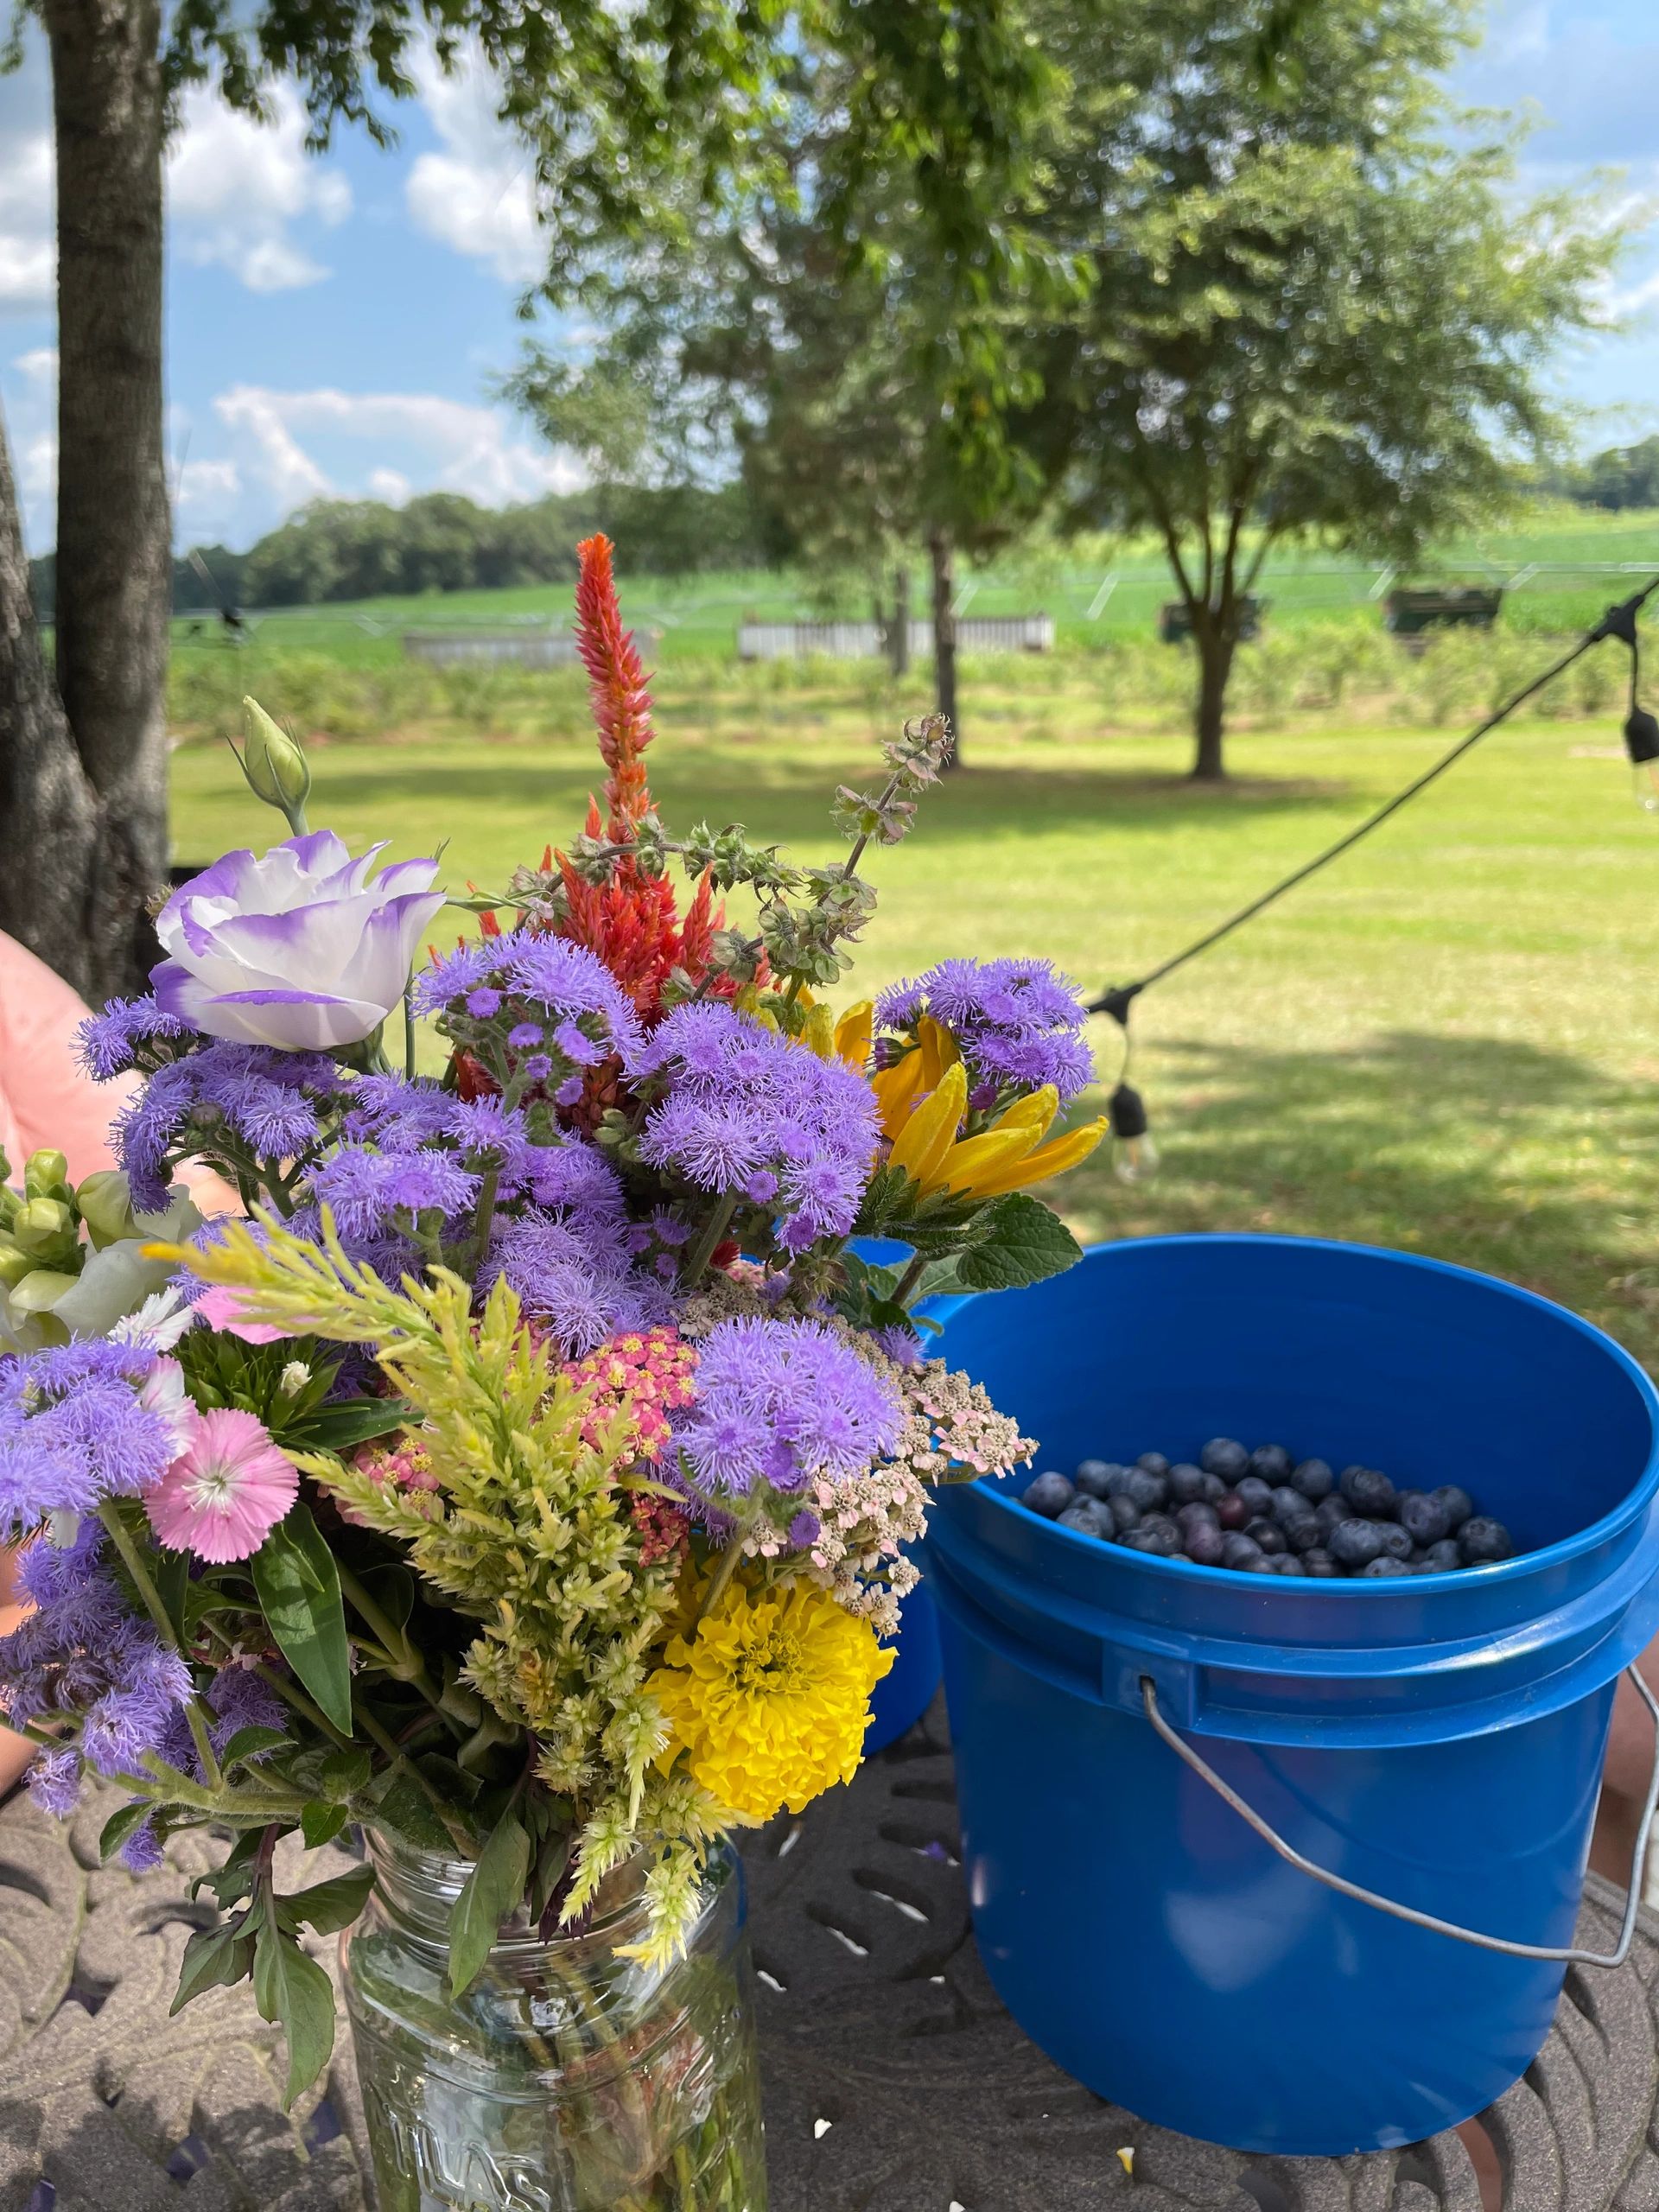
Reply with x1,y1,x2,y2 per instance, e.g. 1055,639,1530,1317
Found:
278,1360,312,1398
0,1236,35,1287
7,1268,79,1313
11,1197,75,1254
74,1168,137,1248
237,696,311,832
23,1148,70,1199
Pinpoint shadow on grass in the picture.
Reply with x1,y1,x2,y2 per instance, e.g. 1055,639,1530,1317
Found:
308,753,1363,846
1064,1029,1658,1370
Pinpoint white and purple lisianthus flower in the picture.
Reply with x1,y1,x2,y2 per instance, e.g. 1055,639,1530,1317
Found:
152,831,446,1052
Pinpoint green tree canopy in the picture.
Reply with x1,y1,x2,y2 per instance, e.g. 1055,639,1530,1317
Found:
1025,0,1622,777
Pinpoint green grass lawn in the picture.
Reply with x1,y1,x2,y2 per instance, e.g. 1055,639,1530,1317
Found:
168,686,1659,1374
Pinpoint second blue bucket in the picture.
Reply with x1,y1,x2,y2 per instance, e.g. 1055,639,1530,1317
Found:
925,1235,1659,2155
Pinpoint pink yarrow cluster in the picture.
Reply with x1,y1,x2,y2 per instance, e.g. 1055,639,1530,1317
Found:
344,1438,442,1527
563,1325,697,1465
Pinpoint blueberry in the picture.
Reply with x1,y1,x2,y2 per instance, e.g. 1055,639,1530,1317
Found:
1269,1553,1306,1575
1025,1471,1075,1518
1220,1531,1265,1570
1136,1452,1171,1478
1243,1516,1288,1555
1058,1498,1114,1540
1301,1548,1341,1577
1109,1494,1143,1534
1374,1522,1414,1561
1185,1523,1225,1567
1313,1495,1348,1537
1236,1552,1275,1573
1201,1438,1250,1479
1268,1484,1310,1527
1199,1471,1229,1503
1216,1491,1252,1531
1074,1459,1120,1499
1329,1518,1387,1568
1166,1462,1208,1506
1431,1484,1474,1532
1291,1457,1335,1503
1459,1516,1514,1566
1176,1501,1221,1534
1249,1445,1294,1484
1421,1538,1462,1572
1339,1465,1397,1519
1362,1556,1413,1577
1236,1476,1275,1519
1281,1515,1323,1555
1396,1491,1450,1547
1125,1516,1182,1557
1124,1466,1170,1511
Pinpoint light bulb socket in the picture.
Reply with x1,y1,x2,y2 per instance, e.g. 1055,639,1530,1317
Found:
1109,1082,1149,1141
1625,706,1659,766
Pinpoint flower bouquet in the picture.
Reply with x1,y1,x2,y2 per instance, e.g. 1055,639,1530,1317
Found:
0,537,1105,2212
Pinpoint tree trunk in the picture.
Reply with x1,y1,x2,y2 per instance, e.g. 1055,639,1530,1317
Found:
929,527,959,766
0,414,103,1000
0,0,172,1003
891,560,910,677
1191,620,1235,782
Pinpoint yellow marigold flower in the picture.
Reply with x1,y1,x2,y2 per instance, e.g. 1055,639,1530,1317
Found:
647,1581,893,1822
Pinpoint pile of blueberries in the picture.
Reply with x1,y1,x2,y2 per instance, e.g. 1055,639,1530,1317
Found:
1021,1438,1516,1577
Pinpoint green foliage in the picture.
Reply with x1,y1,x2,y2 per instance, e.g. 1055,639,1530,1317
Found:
952,1192,1083,1291
249,1506,353,1734
448,1801,532,1999
1025,0,1624,773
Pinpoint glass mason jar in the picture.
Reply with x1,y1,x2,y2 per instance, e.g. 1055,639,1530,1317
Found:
340,1831,767,2212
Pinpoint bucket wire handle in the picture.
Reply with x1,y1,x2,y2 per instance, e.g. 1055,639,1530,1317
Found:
1139,1669,1659,1968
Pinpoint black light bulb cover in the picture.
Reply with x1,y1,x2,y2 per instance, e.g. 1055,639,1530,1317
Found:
1625,706,1659,766
1109,1082,1150,1141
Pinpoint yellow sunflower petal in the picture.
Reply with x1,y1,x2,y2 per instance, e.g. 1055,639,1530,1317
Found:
872,1048,928,1141
834,999,874,1071
931,1126,1044,1198
917,1014,959,1090
889,1062,969,1185
799,1002,836,1059
988,1084,1059,1144
954,1116,1109,1199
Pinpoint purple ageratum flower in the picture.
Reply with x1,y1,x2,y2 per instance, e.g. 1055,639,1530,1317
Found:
76,996,193,1082
309,1145,480,1240
111,1042,347,1213
874,957,1095,1105
411,933,643,1064
0,1341,179,1539
153,831,446,1053
481,1211,668,1354
675,1317,901,1503
25,1746,82,1818
630,1007,878,1248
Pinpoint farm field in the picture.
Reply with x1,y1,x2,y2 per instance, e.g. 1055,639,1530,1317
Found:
169,693,1659,1375
173,504,1659,668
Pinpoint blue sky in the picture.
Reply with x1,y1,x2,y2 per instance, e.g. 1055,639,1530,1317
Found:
1,0,1656,556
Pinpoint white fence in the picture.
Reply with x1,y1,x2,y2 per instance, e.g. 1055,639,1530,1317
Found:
402,631,581,669
736,614,1054,662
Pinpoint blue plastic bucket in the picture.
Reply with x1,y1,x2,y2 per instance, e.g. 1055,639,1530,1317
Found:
925,1235,1659,2155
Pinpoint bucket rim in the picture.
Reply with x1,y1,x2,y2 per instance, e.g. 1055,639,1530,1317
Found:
933,1230,1659,1599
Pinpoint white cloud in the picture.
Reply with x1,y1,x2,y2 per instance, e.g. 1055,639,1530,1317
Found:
168,85,352,293
176,456,243,523
404,52,543,284
211,384,583,516
14,345,55,385
0,130,54,308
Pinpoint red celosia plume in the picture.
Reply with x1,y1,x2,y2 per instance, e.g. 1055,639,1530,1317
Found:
574,532,655,840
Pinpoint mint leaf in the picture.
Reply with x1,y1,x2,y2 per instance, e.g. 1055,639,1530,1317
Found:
954,1192,1082,1292
276,1864,375,1937
300,1802,349,1851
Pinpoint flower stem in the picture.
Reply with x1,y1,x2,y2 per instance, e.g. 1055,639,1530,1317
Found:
97,1503,223,1789
680,1192,737,1291
250,1657,355,1751
893,1251,927,1306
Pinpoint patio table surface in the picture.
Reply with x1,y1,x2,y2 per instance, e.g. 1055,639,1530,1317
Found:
0,1697,1654,2212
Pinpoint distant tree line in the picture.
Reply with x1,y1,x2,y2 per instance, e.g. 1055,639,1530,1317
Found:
24,482,774,620
1545,435,1659,512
